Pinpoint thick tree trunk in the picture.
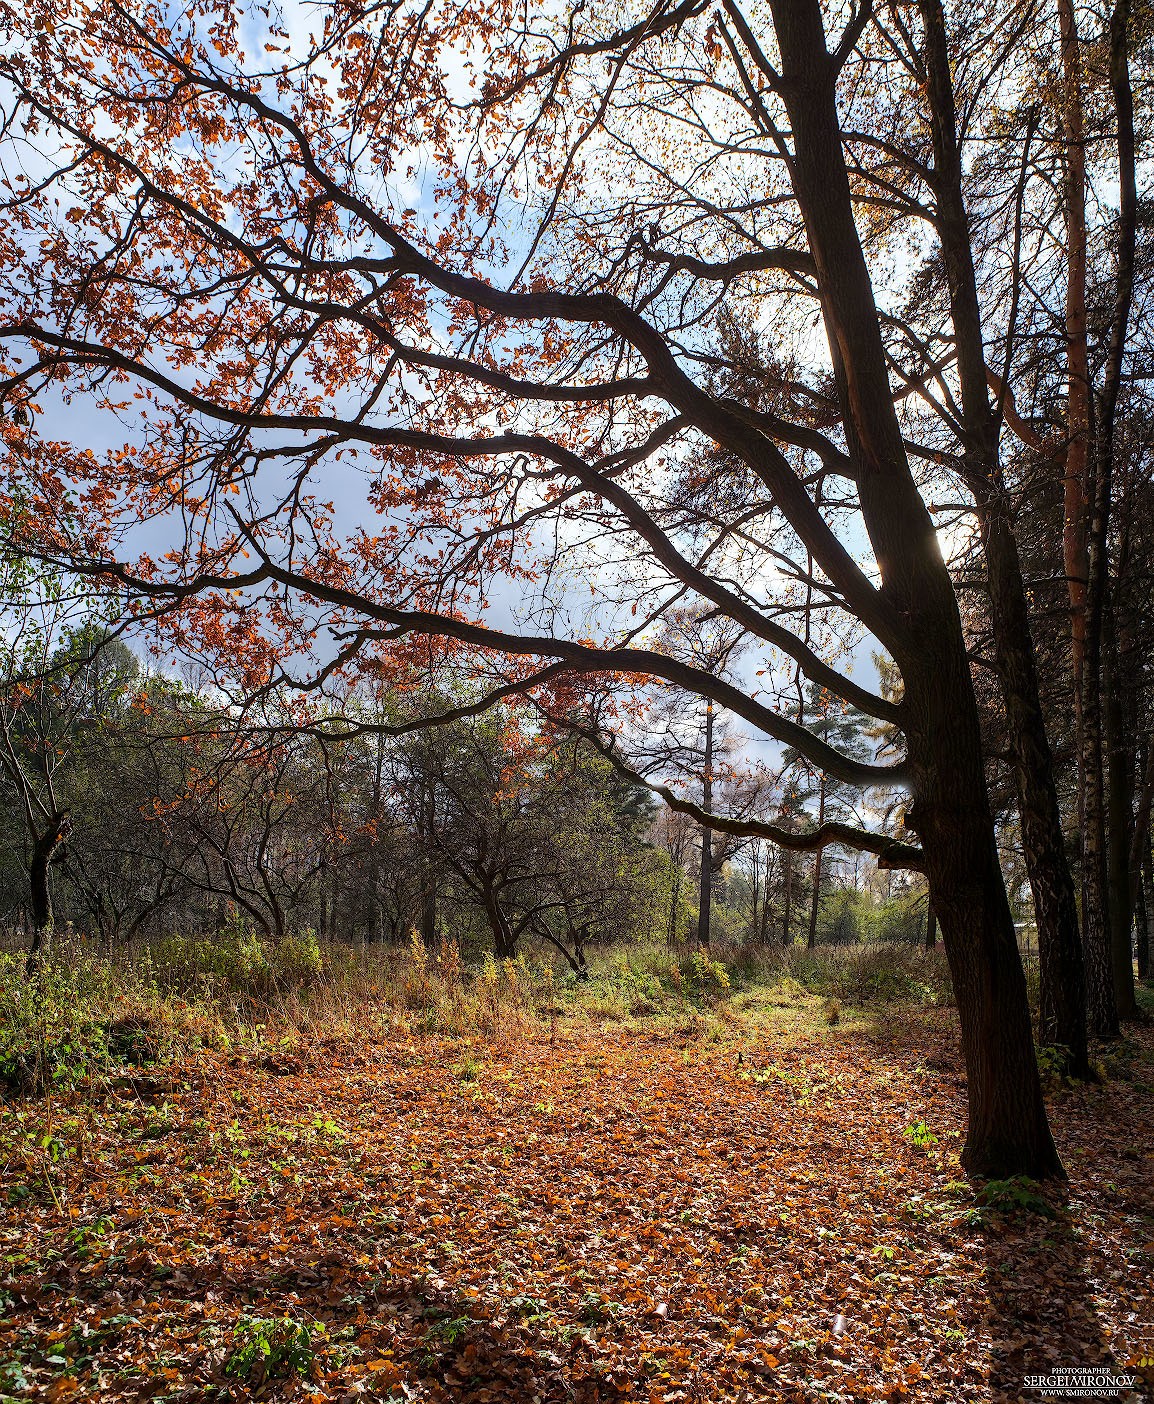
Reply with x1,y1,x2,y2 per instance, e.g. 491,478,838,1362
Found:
484,894,516,960
769,0,1062,1178
920,0,1088,1078
925,898,937,951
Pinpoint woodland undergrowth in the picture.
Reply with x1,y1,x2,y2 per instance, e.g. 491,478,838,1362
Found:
1,935,1151,1402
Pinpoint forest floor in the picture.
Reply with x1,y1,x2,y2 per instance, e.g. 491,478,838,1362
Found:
2,1003,1153,1404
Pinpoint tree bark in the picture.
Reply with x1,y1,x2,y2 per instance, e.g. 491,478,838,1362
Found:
420,776,437,946
768,0,1062,1177
484,892,517,960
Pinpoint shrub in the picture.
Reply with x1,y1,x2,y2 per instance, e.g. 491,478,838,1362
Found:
273,929,323,983
0,948,188,1095
681,947,731,1001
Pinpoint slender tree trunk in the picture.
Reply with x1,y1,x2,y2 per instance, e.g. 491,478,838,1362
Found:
760,852,774,944
1134,852,1148,982
1139,845,1152,982
1056,0,1113,1035
769,0,1062,1177
920,0,1088,1077
667,867,681,946
807,778,826,949
1058,0,1092,714
1104,610,1140,1018
781,848,793,946
698,699,714,946
420,778,437,947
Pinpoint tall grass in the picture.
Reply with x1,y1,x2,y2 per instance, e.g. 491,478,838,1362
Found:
0,927,954,1096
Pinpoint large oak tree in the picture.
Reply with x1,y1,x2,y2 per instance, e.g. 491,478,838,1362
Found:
0,0,1067,1174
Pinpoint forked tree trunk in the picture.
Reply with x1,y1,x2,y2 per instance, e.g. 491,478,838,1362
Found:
25,810,70,974
769,0,1062,1178
484,895,516,961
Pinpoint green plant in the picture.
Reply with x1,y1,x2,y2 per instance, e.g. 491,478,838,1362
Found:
682,947,731,1001
274,929,323,983
225,1315,318,1382
904,1121,938,1149
1036,1043,1072,1089
428,1316,472,1347
509,1294,549,1321
577,1292,623,1325
974,1176,1055,1219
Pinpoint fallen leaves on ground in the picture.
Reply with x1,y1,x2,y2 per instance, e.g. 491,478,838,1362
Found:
2,1011,1152,1402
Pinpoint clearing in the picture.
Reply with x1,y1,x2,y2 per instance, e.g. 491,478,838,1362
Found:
2,1010,1152,1402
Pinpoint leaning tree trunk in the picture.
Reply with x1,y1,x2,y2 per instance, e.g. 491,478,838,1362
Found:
25,810,70,974
919,0,1088,1077
769,0,1062,1177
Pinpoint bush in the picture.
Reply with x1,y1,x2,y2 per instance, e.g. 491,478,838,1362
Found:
681,947,731,1001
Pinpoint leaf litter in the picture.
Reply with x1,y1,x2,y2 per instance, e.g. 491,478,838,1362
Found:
2,1012,1151,1402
